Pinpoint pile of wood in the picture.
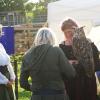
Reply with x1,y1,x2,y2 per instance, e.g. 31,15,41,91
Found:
14,23,45,53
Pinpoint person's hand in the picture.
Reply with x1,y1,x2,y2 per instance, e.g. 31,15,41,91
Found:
10,79,15,84
6,79,14,87
6,81,12,87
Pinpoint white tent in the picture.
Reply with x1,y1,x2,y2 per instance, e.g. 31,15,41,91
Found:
48,0,100,50
88,26,100,50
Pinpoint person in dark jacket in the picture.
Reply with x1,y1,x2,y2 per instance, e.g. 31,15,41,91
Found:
20,27,76,100
59,18,99,100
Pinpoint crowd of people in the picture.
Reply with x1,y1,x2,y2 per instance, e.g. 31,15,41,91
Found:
0,18,100,100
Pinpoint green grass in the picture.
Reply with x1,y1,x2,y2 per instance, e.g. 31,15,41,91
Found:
18,63,31,100
18,62,31,100
18,87,31,100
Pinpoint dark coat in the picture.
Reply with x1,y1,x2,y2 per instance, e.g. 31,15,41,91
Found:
20,44,76,100
59,42,99,100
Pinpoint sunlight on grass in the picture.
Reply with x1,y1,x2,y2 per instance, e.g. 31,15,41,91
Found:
18,88,31,100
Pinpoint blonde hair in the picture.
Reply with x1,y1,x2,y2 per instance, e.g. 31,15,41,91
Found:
34,27,56,46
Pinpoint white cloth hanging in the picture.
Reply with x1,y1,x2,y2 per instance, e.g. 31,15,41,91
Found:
0,43,15,84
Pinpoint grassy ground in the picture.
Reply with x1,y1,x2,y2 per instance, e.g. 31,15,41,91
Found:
18,87,31,100
17,63,31,100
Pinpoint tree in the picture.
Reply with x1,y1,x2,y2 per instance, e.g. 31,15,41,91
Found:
25,0,59,11
24,0,59,23
0,0,28,12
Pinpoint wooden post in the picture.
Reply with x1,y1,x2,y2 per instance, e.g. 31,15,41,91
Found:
14,59,18,100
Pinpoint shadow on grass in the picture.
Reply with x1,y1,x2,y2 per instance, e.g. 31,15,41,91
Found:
18,89,31,100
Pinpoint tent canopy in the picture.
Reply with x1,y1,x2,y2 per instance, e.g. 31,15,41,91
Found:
48,0,100,49
48,0,100,26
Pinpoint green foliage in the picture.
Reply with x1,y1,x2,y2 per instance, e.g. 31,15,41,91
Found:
11,53,24,62
25,0,59,19
18,89,31,100
0,0,27,11
11,54,31,100
25,12,34,23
